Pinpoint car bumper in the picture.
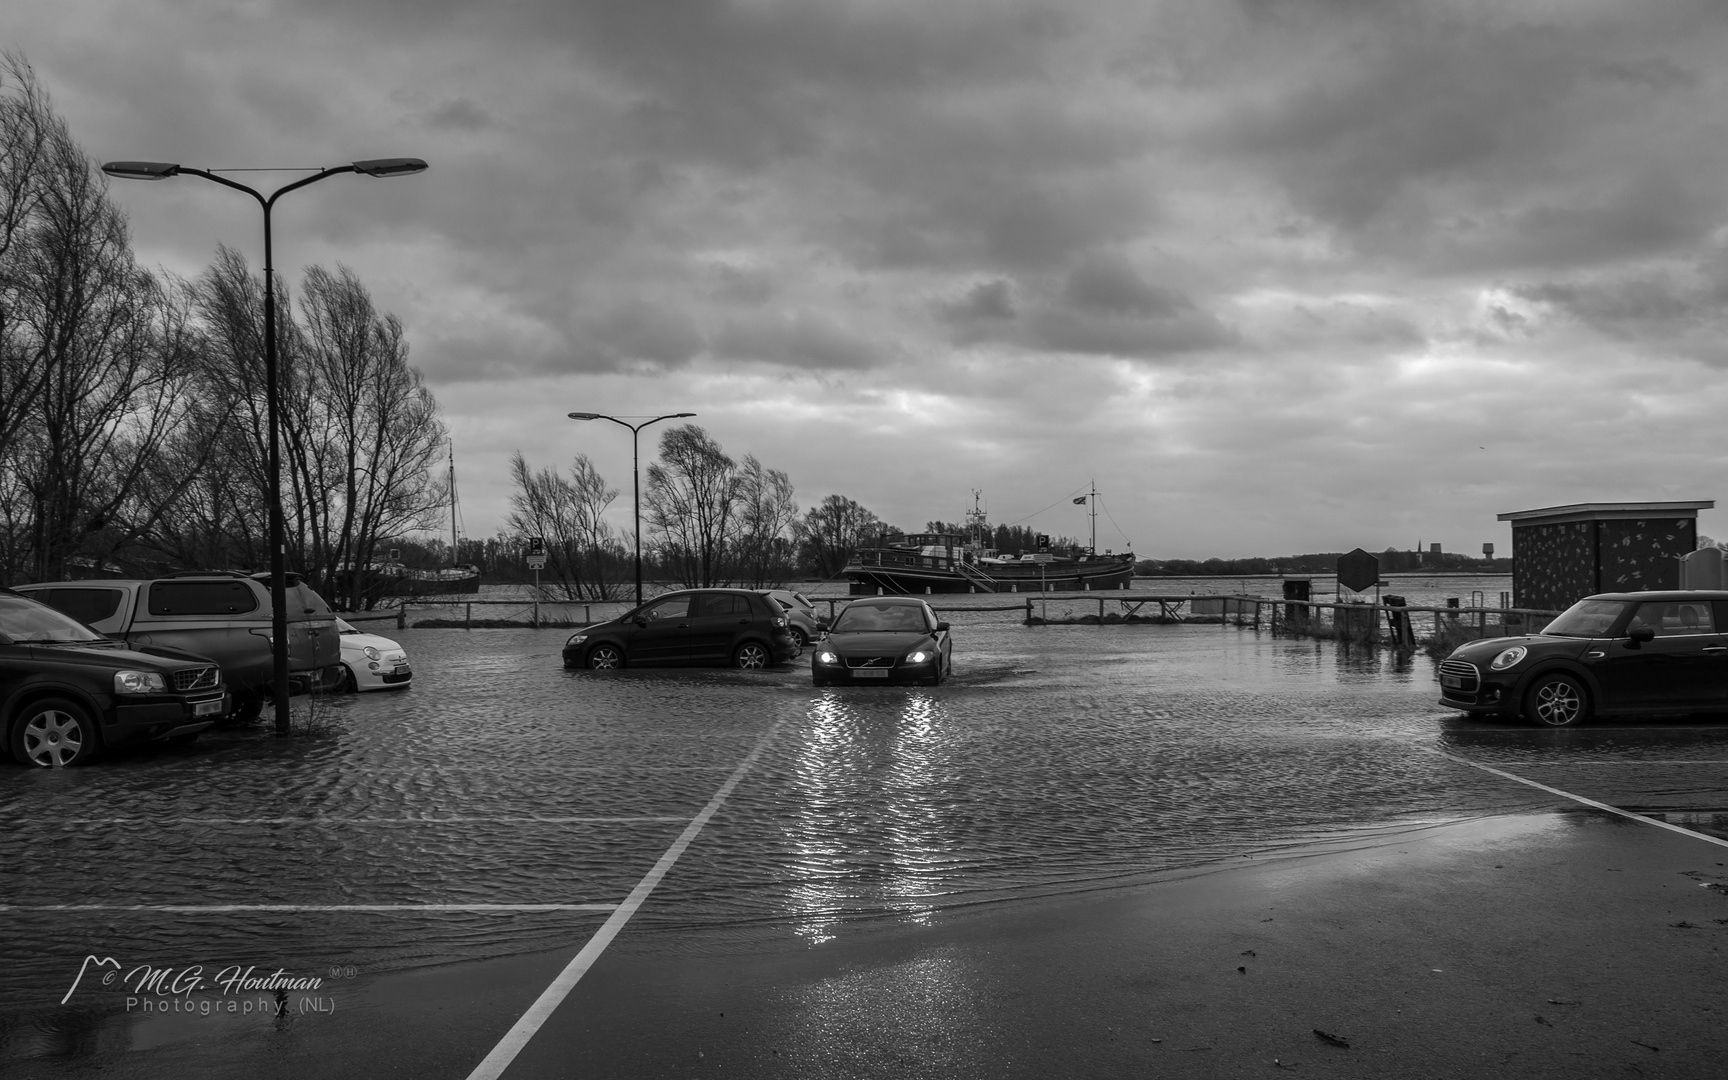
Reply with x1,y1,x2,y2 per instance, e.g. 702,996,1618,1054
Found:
813,660,938,685
348,660,413,691
109,691,229,745
1437,679,1519,714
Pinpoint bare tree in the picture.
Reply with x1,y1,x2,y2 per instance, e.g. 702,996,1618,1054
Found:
733,454,798,587
505,451,626,600
644,425,743,588
798,495,883,579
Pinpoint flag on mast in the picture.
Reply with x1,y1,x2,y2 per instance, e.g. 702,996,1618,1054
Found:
1072,496,1087,504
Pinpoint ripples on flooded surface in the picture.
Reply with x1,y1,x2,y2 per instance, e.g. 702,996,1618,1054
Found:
6,618,1728,1032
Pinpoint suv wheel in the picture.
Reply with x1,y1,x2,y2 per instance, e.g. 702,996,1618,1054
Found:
12,698,99,768
734,642,770,670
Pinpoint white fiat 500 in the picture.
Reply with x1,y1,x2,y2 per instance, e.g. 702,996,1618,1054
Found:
335,618,412,691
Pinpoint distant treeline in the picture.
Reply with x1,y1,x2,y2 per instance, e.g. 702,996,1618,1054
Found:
1138,550,1512,576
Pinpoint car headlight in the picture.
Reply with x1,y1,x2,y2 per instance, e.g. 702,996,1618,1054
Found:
1490,646,1527,671
114,670,167,694
906,650,929,664
816,651,839,664
362,645,382,661
566,634,588,646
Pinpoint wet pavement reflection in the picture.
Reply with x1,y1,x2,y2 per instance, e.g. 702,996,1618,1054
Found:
6,618,1728,1067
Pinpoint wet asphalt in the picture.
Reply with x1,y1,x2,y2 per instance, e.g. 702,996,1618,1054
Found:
4,617,1728,1077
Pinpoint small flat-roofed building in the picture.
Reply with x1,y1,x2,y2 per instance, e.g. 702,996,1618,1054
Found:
1496,500,1714,612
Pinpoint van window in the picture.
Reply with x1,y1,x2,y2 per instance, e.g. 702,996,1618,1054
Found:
44,588,125,625
148,580,260,616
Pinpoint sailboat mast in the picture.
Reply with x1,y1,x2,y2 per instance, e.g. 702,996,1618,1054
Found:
448,443,458,563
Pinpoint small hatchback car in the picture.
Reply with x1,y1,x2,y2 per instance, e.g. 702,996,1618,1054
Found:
759,588,826,647
563,589,800,670
335,618,412,691
812,595,952,686
1438,590,1728,727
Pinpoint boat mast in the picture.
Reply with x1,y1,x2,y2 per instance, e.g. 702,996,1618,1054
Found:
449,442,458,564
1089,479,1097,554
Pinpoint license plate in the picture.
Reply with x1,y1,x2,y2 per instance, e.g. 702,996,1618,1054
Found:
852,669,890,679
1441,675,1463,689
192,698,224,716
394,664,411,674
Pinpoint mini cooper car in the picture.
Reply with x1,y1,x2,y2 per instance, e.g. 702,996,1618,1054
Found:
335,618,412,691
563,589,800,670
813,596,952,686
1438,590,1728,727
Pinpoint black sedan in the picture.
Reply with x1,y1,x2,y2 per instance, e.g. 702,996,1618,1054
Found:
562,588,800,670
813,596,952,686
1438,590,1728,727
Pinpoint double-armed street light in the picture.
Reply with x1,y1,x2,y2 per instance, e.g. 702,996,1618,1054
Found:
102,157,428,735
566,412,696,606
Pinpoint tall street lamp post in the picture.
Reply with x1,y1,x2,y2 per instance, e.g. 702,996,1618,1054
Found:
103,158,427,735
566,412,695,606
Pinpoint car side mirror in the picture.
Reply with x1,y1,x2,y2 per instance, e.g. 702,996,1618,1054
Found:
634,617,648,628
935,621,950,632
1627,625,1655,645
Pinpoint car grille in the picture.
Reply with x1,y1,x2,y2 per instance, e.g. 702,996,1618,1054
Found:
1438,659,1479,694
174,666,220,691
845,656,896,669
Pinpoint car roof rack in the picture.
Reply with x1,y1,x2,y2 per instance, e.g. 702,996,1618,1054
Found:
250,571,305,586
165,569,253,578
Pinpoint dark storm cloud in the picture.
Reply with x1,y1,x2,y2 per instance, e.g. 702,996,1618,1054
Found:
712,311,883,371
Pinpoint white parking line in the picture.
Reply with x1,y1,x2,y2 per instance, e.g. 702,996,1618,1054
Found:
0,904,617,912
1436,750,1728,850
16,816,690,826
464,718,786,1080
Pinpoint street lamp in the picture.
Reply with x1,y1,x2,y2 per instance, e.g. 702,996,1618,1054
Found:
103,157,427,735
566,412,695,606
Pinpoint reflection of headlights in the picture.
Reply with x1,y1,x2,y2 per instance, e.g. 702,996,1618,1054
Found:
906,651,929,664
1490,646,1527,671
114,670,167,694
566,634,588,646
816,651,839,664
362,645,381,661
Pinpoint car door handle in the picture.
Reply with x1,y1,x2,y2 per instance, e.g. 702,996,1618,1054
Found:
1704,646,1728,652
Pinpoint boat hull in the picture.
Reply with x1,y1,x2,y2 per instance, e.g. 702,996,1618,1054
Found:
844,558,1135,595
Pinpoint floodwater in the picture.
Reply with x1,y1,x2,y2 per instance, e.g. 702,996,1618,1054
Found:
6,615,1728,1064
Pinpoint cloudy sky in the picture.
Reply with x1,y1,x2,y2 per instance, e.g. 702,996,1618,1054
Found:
12,0,1728,558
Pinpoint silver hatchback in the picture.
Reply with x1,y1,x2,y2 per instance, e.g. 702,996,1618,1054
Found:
760,589,826,648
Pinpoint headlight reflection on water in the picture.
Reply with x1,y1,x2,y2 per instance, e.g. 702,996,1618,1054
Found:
784,691,954,944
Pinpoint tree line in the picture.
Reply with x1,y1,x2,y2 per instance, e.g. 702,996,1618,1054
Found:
504,424,901,598
0,54,447,605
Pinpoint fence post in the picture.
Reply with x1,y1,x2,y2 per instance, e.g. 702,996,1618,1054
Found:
1099,597,1105,621
398,605,407,631
465,602,471,630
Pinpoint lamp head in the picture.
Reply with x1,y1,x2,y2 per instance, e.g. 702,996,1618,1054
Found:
567,412,603,421
352,158,428,178
102,161,181,181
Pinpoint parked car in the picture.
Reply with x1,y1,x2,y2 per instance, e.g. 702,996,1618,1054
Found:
760,589,826,647
0,588,228,767
562,589,800,670
335,618,412,691
14,572,342,722
812,596,952,687
1438,590,1728,727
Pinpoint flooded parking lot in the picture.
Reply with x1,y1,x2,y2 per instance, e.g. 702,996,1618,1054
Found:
6,616,1728,1070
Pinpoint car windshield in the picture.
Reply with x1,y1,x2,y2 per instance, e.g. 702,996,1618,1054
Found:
1542,599,1628,637
832,603,930,633
0,594,108,643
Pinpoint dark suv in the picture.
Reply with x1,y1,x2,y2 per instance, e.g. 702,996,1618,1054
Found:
563,589,800,670
0,589,227,767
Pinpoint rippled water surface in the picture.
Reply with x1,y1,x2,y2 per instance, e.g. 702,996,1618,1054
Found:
7,617,1728,1047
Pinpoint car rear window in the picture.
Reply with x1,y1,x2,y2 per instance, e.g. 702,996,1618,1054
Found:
147,580,260,616
40,587,125,625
